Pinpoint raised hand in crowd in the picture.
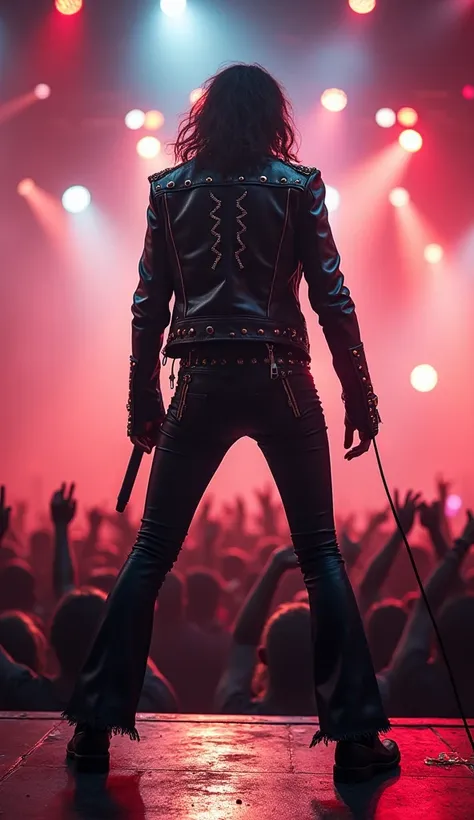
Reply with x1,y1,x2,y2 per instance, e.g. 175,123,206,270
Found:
459,508,474,546
50,484,77,599
418,499,450,558
50,483,77,527
0,486,12,544
394,489,423,535
254,485,282,535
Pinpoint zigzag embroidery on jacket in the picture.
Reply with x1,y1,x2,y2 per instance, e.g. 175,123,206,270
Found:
209,192,222,270
148,168,175,184
289,163,319,176
235,190,248,270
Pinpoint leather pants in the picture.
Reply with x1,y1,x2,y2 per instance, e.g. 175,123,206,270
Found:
63,347,389,743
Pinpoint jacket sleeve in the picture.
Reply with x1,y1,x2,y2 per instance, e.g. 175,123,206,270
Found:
127,187,173,438
297,169,380,437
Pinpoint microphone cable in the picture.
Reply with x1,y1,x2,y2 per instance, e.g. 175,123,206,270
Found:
373,438,474,756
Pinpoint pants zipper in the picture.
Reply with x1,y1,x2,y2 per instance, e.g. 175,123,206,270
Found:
176,374,191,420
280,371,301,418
266,343,279,380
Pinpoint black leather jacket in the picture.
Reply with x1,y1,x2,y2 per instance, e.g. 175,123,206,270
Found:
127,156,380,438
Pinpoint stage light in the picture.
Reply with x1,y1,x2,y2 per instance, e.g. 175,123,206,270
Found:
62,186,91,214
462,84,474,100
446,494,462,517
389,187,410,207
375,108,396,128
190,88,204,105
410,364,438,393
125,109,145,130
55,0,83,15
424,243,444,264
144,110,165,130
34,84,51,100
136,136,161,159
17,179,35,197
348,0,376,13
399,129,423,153
321,88,348,113
160,0,187,18
325,186,340,214
397,107,418,127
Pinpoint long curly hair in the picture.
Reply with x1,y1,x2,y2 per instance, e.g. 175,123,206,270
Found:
172,63,300,175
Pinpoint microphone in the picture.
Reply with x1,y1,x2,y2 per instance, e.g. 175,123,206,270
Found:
116,446,144,512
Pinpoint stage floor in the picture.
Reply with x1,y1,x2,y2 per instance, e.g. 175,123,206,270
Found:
0,714,473,819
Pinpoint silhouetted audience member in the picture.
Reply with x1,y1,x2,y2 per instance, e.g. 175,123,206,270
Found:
365,600,407,673
84,568,118,596
0,611,47,674
0,560,36,615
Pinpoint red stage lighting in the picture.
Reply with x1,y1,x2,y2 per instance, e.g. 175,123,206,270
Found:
55,0,83,15
462,84,474,100
348,0,376,14
399,129,423,153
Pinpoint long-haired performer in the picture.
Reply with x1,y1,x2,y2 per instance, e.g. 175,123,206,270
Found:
63,64,400,783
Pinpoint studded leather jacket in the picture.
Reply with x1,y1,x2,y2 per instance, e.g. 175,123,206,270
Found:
127,156,380,438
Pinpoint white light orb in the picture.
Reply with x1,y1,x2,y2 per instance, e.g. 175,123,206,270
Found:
349,0,376,13
399,129,423,153
136,136,161,159
424,243,444,264
410,364,438,393
160,0,187,18
62,186,91,214
375,107,396,128
190,88,204,105
34,84,51,100
125,109,146,130
325,185,340,213
446,494,462,516
389,187,410,207
17,178,35,196
321,88,348,113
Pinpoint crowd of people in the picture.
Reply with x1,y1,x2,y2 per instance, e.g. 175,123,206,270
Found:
0,478,473,719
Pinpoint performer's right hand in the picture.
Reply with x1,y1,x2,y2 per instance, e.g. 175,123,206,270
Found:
344,419,372,461
131,419,163,454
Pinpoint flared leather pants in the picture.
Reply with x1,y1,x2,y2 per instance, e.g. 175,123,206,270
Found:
63,353,389,744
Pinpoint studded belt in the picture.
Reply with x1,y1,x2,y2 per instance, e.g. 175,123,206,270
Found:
180,355,310,369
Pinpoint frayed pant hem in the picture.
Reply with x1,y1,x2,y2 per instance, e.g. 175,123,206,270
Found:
61,711,140,742
309,721,392,748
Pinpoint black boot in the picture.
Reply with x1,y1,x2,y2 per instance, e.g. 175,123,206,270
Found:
66,723,111,773
333,734,401,784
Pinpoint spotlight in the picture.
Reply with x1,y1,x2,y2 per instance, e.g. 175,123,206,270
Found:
62,185,91,214
462,85,474,100
125,109,146,130
410,364,438,393
160,0,187,17
190,88,204,105
136,136,161,159
325,186,340,214
34,84,51,100
445,494,462,517
144,110,165,130
397,107,418,127
321,88,348,113
389,187,410,207
17,179,35,197
399,129,423,153
55,0,83,15
348,0,376,13
424,243,444,264
375,108,396,128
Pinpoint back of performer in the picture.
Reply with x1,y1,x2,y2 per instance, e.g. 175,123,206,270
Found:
63,62,401,784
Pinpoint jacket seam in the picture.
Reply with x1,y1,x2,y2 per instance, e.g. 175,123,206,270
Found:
163,194,187,316
267,188,290,318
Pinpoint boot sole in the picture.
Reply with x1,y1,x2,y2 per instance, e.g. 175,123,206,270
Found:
66,747,110,774
333,750,401,784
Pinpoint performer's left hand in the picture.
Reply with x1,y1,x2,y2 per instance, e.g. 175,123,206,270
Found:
344,420,372,461
131,420,162,454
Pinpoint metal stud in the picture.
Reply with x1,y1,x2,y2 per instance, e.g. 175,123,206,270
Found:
202,359,207,365
176,329,181,336
167,181,175,188
206,177,213,183
295,179,301,184
220,359,227,365
206,326,214,335
238,176,245,181
182,329,187,336
184,179,192,187
229,331,236,337
241,328,248,335
280,177,288,183
257,329,264,335
260,176,268,183
237,359,244,365
274,329,281,336
156,184,162,189
211,359,217,365
188,328,195,336
251,358,257,364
